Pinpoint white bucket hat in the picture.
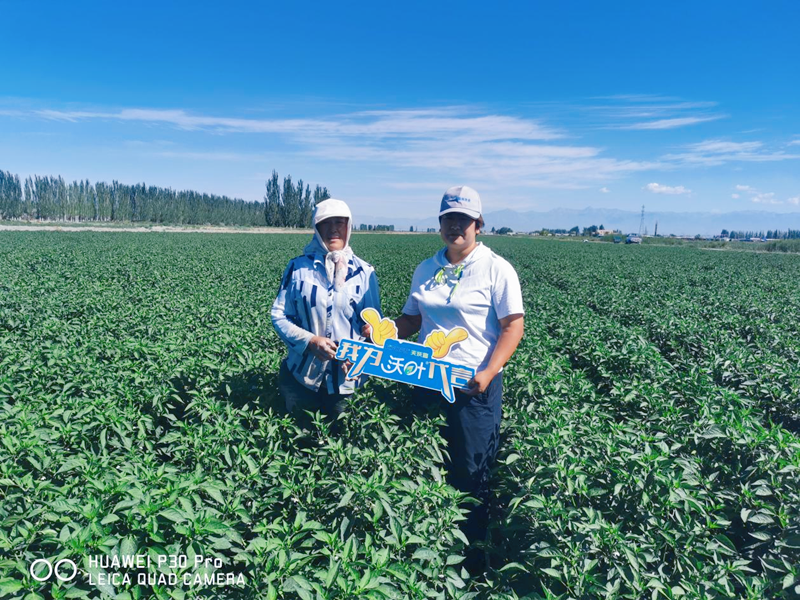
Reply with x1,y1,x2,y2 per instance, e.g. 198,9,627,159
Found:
313,199,352,250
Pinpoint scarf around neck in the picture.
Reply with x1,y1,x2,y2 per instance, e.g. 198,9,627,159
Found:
304,237,353,292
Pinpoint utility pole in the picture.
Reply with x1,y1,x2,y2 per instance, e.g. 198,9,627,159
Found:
638,205,646,237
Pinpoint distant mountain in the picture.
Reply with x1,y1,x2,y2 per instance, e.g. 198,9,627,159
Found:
356,208,800,236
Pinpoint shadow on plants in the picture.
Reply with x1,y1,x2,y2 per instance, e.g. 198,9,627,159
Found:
214,369,283,414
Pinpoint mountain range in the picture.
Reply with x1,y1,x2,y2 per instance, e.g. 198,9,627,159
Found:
357,208,800,236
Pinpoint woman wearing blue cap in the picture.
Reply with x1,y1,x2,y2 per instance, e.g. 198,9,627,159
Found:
272,198,381,427
365,185,524,573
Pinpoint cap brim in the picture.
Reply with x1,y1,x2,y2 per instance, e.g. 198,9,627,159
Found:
439,207,481,219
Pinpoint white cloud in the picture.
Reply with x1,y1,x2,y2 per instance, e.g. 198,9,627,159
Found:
752,192,781,205
600,187,610,193
619,116,724,130
788,139,800,146
592,94,679,102
305,140,655,185
696,140,762,153
645,183,691,195
3,103,661,187
32,107,566,142
156,150,265,162
664,139,800,166
731,193,740,199
732,184,793,205
788,196,800,205
592,96,723,130
386,181,455,191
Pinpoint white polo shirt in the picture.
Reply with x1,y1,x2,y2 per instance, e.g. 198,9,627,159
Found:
402,242,524,372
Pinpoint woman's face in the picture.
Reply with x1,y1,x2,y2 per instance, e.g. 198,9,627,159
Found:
440,212,478,251
317,217,348,251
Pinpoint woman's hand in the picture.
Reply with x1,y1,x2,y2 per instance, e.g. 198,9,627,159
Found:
307,335,339,361
463,314,524,396
361,323,373,341
363,313,422,342
464,370,494,396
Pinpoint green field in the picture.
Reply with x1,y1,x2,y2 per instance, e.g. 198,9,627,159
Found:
1,232,799,600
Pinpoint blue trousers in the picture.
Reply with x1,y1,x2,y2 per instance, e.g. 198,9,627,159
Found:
278,360,348,430
413,372,503,546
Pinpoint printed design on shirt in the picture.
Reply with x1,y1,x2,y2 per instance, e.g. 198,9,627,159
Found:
433,264,465,301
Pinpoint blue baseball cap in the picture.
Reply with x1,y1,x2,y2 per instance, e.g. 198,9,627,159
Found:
439,185,482,219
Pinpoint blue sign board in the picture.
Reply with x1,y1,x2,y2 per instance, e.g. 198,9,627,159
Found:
335,337,475,403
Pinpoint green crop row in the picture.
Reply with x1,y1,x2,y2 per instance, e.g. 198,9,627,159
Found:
1,232,799,599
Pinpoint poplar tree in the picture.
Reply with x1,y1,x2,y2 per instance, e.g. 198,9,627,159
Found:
0,166,318,227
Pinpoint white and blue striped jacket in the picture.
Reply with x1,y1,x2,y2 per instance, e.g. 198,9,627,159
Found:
271,238,381,394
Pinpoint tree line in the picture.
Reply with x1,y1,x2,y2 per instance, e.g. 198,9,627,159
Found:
723,229,800,240
0,168,329,228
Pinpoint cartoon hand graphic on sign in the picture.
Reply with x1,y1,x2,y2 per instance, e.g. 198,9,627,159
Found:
423,327,469,359
361,308,398,347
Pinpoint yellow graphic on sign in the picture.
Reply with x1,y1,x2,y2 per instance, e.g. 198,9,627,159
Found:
422,327,469,358
360,309,468,359
361,308,398,346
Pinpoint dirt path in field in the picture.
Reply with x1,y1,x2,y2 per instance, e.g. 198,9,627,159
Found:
0,224,317,234
700,246,800,255
0,224,418,235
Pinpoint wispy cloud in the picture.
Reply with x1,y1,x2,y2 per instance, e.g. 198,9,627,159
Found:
305,139,655,185
7,103,659,187
664,139,800,166
591,96,724,130
696,141,762,153
156,150,266,162
644,182,691,195
123,139,176,147
752,192,780,204
31,107,566,142
592,94,679,102
731,193,740,199
788,196,800,205
386,181,455,191
733,184,787,205
619,116,724,130
14,100,797,199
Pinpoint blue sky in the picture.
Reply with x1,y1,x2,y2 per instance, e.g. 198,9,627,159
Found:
1,0,799,218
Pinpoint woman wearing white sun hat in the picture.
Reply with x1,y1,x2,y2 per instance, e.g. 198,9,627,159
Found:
271,198,380,427
364,185,524,572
